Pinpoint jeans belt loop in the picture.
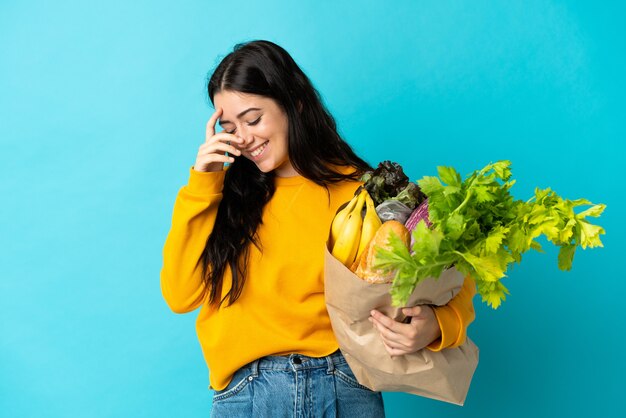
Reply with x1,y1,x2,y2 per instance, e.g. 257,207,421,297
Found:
325,353,335,373
250,358,260,378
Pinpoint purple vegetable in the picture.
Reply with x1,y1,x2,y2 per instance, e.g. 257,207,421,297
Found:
404,198,431,232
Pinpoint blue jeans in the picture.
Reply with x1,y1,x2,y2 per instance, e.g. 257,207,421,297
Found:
210,350,385,418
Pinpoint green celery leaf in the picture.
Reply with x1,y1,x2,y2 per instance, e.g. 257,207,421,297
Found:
559,218,577,243
491,160,512,181
389,268,421,307
371,230,416,276
421,263,447,281
411,221,443,259
443,185,462,196
444,213,466,241
457,251,506,282
495,247,516,270
578,220,605,249
484,226,509,255
529,240,544,253
576,204,606,219
527,204,548,226
557,244,576,271
418,176,444,196
569,198,592,207
477,280,510,309
506,224,527,254
538,220,561,243
534,188,552,203
474,186,496,203
438,166,462,187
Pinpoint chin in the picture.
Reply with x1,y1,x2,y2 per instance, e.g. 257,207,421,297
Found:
254,160,276,173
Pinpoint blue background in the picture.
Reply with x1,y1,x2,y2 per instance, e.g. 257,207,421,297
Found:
1,1,624,417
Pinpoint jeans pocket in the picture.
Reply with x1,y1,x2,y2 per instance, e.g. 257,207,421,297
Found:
212,370,255,403
333,361,374,391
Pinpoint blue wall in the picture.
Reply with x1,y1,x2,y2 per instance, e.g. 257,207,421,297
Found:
1,1,623,417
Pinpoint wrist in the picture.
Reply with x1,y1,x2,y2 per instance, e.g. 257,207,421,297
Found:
428,305,442,342
187,166,226,194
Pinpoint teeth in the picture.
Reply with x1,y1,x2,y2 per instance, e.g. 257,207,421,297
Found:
251,142,268,157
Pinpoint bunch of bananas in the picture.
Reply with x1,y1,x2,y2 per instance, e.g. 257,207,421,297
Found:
329,188,383,268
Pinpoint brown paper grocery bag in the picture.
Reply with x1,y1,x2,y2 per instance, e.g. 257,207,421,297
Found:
324,246,479,405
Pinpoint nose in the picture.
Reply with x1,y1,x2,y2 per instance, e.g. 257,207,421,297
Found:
237,127,254,148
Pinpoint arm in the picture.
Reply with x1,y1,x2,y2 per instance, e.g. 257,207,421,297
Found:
369,274,476,356
160,167,225,313
427,274,476,351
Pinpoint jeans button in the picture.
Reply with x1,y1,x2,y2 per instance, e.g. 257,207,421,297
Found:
293,356,302,365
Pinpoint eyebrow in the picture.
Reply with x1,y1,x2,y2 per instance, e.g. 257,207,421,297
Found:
218,107,262,125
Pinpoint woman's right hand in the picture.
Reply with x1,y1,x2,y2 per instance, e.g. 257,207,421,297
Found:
193,108,244,173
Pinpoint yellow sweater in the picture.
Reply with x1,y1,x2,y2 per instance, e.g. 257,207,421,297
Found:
161,167,476,391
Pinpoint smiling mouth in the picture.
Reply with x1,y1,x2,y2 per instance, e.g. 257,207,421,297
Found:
250,141,269,158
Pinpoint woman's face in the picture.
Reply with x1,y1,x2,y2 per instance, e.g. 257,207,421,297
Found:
214,90,296,177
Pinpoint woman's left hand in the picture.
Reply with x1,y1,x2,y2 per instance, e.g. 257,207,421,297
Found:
369,306,441,357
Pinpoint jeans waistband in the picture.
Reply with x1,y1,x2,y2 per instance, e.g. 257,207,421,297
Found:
241,350,346,376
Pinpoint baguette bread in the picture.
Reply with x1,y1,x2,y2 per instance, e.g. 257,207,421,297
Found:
355,220,410,284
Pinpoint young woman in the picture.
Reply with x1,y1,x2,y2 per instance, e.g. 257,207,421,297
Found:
160,40,476,417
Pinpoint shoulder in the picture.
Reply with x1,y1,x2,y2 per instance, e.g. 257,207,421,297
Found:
325,166,363,201
326,163,365,178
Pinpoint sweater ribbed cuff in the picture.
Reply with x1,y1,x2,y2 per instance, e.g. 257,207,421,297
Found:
427,304,461,352
187,166,226,194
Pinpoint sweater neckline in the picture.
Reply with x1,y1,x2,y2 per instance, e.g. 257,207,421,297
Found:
274,174,306,186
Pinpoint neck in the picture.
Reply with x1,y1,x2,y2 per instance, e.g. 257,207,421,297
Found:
274,161,299,178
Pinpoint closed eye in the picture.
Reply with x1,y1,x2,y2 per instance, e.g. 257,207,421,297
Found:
224,117,261,134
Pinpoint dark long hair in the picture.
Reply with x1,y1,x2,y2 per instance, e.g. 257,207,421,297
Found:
201,40,372,307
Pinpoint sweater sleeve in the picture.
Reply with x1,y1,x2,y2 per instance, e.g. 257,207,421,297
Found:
160,167,226,314
427,274,476,351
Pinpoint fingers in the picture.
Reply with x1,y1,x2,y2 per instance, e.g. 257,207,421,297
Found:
370,316,412,348
370,310,405,334
205,132,245,148
194,140,239,172
198,153,235,165
205,108,223,141
381,340,411,357
402,306,427,318
199,138,242,157
369,306,441,356
195,113,246,172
